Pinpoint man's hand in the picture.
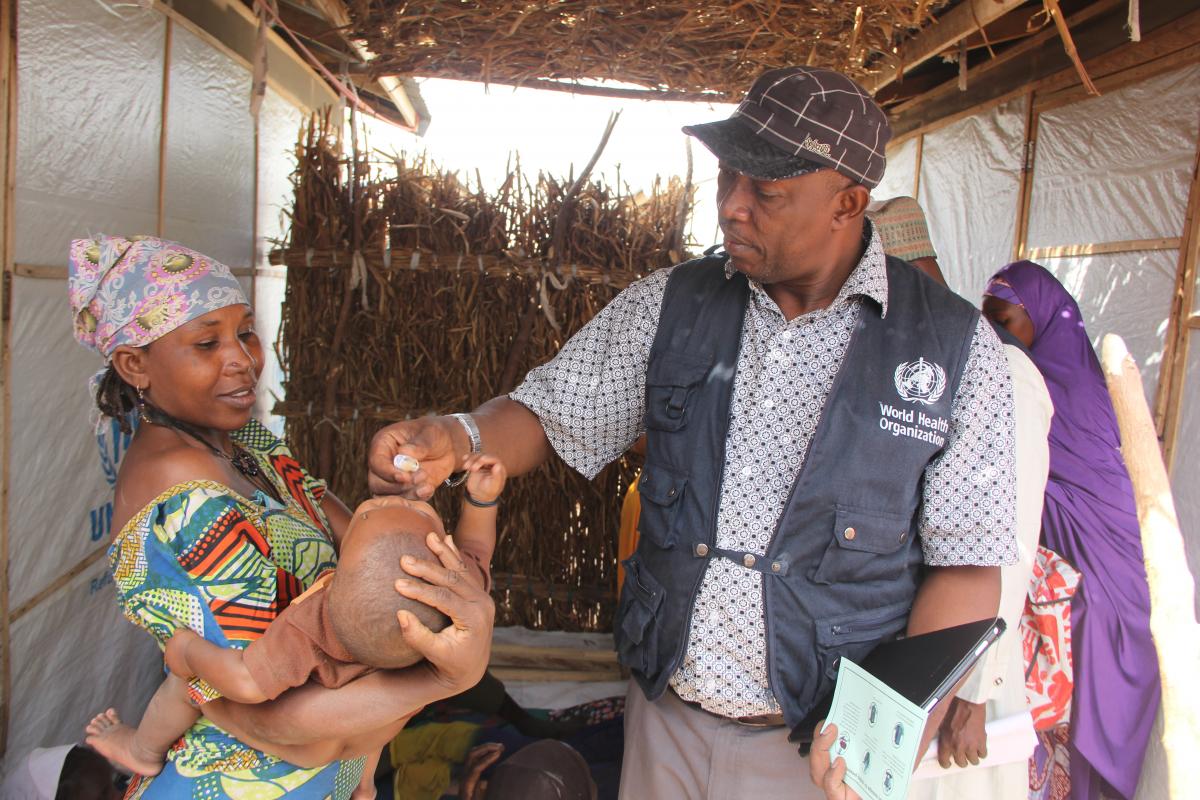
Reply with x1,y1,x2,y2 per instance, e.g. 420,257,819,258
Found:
394,532,495,696
368,417,464,498
810,723,863,800
463,454,507,504
937,698,988,769
164,627,199,678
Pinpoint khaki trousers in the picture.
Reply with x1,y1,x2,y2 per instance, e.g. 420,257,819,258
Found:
618,681,826,800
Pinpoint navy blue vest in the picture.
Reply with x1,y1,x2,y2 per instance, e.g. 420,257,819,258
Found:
615,254,981,726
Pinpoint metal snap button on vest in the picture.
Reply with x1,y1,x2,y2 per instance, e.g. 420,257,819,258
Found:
844,527,857,540
695,543,709,557
771,561,782,573
667,487,677,497
743,553,756,568
899,531,907,543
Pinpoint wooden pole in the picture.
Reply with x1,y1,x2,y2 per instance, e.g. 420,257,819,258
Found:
1011,91,1038,262
157,18,172,237
0,0,13,758
1100,333,1200,799
911,134,923,200
1157,130,1200,463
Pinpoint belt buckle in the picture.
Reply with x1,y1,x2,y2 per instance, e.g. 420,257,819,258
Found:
734,713,785,728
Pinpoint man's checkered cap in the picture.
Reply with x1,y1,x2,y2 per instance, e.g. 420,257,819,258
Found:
684,67,891,188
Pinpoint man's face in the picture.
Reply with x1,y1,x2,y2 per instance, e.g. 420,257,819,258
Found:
716,165,853,285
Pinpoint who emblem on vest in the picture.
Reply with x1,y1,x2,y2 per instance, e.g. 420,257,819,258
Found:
894,357,947,405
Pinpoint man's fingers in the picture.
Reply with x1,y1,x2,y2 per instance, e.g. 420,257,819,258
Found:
938,744,953,770
824,756,849,799
810,722,835,787
953,747,969,769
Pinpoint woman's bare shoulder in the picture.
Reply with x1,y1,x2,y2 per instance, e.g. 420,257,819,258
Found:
112,429,231,532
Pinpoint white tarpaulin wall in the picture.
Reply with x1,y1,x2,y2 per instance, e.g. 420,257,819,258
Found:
882,62,1199,534
918,95,1026,303
882,61,1200,800
2,0,315,774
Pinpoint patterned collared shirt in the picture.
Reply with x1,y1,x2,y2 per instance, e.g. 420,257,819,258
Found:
511,226,1017,718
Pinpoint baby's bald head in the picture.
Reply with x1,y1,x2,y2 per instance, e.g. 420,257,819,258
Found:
327,503,450,668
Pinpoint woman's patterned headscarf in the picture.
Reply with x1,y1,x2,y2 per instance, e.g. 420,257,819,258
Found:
68,235,248,359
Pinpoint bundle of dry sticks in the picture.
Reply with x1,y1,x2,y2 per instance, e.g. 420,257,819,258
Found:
271,114,694,630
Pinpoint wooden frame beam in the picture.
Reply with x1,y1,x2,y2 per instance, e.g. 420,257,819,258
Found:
305,0,422,130
1159,126,1200,467
887,0,1199,142
865,0,1030,94
1025,236,1181,260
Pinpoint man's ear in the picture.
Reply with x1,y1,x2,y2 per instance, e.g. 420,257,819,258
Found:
110,345,150,391
832,183,871,228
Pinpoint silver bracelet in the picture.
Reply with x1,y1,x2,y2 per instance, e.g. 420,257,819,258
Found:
443,413,482,488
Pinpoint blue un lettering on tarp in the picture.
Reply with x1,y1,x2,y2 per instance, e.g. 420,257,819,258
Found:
91,415,136,542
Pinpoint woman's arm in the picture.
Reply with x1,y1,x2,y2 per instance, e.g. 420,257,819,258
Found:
201,668,438,752
320,491,354,550
202,532,494,747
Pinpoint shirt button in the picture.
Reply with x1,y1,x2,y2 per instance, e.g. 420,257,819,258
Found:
844,527,857,541
781,330,793,341
695,543,710,557
763,399,775,409
994,677,1004,686
743,554,757,568
741,465,755,478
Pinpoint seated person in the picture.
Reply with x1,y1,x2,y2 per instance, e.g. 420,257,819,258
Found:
0,743,123,800
460,739,598,800
87,455,506,797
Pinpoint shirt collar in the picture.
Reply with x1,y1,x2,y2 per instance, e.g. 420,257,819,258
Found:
723,219,890,318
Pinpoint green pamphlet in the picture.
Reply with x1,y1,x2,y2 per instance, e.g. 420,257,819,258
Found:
823,659,927,800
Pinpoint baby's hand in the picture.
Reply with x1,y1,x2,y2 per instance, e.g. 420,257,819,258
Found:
463,454,507,504
164,628,199,678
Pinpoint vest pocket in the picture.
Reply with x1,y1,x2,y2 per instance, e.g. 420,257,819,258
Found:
615,554,665,675
636,463,687,549
815,600,911,680
644,351,712,431
812,505,916,585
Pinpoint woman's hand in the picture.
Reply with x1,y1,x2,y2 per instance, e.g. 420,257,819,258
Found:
368,417,463,498
395,532,495,696
810,722,863,800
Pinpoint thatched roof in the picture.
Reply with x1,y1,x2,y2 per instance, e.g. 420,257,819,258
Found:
341,1,953,101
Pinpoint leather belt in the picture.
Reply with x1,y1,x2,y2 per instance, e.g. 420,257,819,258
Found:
672,689,787,728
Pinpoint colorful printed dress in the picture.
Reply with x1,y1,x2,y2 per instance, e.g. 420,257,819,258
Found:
109,419,364,799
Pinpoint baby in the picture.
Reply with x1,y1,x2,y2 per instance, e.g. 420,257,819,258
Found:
86,454,505,798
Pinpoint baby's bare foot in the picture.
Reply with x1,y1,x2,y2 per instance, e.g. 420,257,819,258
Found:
85,708,163,777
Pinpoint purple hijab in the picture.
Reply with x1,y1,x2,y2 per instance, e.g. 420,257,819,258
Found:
986,261,1159,800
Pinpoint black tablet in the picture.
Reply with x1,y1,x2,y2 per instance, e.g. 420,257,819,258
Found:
789,617,1006,750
